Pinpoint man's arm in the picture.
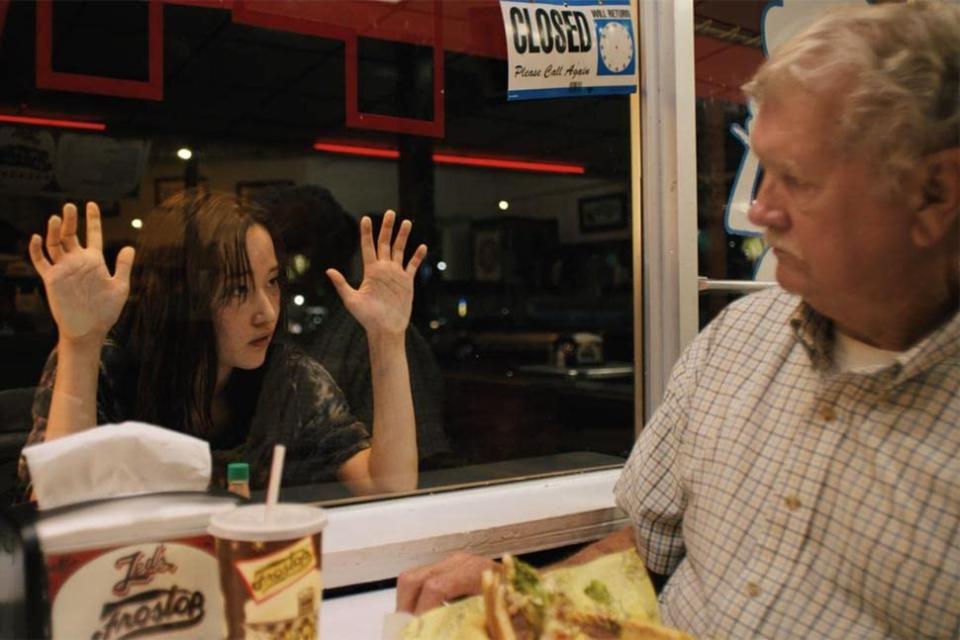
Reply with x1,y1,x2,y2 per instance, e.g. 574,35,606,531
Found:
547,526,636,569
549,526,670,593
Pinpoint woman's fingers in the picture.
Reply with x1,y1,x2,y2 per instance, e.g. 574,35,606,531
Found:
85,202,103,252
113,246,136,284
359,216,377,266
325,268,355,303
392,219,412,264
28,234,51,277
45,214,64,262
405,244,427,276
377,210,395,260
59,203,80,251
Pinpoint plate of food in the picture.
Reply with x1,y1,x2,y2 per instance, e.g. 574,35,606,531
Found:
396,549,691,640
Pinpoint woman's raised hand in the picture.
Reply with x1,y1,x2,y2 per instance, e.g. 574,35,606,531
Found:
28,202,135,344
326,210,427,338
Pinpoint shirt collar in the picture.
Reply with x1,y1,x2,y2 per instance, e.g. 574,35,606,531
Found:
788,300,960,383
789,302,834,372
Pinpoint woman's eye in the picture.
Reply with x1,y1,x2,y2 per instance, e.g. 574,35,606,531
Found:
231,285,249,298
267,277,280,288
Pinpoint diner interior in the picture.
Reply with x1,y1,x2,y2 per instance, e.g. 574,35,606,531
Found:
0,0,766,504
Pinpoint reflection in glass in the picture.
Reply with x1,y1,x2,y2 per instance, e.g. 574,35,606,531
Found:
0,1,633,505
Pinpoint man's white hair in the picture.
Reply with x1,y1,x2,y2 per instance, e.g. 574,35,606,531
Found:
744,1,959,192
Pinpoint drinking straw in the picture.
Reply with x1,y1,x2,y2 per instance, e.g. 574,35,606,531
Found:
264,444,286,523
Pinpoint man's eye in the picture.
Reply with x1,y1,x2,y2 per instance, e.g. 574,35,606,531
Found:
784,174,811,190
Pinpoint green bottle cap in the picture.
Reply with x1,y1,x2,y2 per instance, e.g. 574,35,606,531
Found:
227,462,250,483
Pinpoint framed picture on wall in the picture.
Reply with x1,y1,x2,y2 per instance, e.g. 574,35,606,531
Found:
236,180,295,202
578,193,627,233
154,176,207,205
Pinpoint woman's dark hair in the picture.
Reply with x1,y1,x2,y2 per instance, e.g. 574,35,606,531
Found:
112,189,284,437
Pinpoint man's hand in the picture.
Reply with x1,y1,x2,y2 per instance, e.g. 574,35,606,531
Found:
396,529,642,616
396,552,498,615
28,202,135,345
326,210,427,339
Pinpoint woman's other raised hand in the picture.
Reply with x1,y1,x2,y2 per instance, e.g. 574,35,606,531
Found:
28,202,135,345
325,210,427,339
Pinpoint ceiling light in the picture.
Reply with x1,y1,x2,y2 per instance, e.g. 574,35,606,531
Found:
498,200,509,211
177,148,193,160
293,295,305,306
131,218,143,229
437,261,447,271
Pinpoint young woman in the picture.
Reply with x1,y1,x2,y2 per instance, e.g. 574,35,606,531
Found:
19,190,426,496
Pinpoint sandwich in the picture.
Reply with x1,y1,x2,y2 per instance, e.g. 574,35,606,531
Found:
402,549,692,640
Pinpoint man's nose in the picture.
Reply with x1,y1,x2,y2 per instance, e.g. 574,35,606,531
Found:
748,181,789,230
748,200,784,228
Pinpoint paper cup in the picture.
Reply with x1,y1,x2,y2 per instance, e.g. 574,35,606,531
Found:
209,504,328,640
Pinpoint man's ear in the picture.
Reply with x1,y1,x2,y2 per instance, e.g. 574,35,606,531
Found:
911,147,960,248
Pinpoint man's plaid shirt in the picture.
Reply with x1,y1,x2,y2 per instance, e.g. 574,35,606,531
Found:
615,287,959,638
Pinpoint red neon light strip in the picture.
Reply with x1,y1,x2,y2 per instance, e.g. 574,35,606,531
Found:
314,142,585,175
0,114,106,131
313,142,399,159
432,153,584,175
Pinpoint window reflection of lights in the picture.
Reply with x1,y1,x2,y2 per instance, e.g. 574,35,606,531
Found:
498,200,509,211
292,254,310,275
457,298,468,318
293,295,305,306
177,148,193,160
289,322,303,334
742,236,765,262
429,320,440,330
131,218,143,229
437,261,447,271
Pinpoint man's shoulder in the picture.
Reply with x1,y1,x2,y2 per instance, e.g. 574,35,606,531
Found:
699,286,799,345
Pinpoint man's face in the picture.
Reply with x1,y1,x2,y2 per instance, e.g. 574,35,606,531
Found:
212,224,281,375
748,90,916,320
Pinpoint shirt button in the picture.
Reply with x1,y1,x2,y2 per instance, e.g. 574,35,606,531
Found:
746,582,761,598
819,406,836,422
784,495,802,511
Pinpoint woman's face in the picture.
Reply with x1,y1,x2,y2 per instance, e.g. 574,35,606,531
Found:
212,224,281,379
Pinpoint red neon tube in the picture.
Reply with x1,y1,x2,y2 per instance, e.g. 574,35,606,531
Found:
431,153,584,175
314,141,585,175
312,142,399,159
0,114,107,131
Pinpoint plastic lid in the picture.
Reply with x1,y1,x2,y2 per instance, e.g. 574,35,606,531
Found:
208,503,327,542
227,462,249,483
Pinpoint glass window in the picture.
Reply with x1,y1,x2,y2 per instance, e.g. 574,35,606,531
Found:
693,1,767,329
0,1,635,505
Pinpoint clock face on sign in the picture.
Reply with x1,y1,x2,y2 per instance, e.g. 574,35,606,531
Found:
597,21,634,75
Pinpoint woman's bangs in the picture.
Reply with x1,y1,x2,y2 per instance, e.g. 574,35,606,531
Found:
215,226,253,305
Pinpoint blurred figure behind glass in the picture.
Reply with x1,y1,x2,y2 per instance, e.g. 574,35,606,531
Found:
255,185,454,469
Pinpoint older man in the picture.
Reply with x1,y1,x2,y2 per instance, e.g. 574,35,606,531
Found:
397,2,959,637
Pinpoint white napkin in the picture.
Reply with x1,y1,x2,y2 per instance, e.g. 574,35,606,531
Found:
23,422,212,510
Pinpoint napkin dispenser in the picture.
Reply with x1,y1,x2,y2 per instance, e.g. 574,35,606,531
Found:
0,491,240,640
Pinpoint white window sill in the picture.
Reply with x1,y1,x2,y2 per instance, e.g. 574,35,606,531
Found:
323,467,626,588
